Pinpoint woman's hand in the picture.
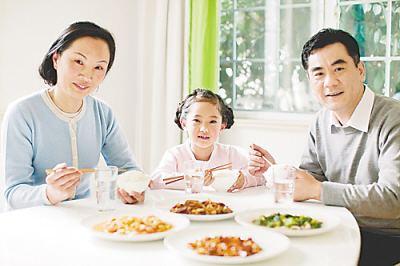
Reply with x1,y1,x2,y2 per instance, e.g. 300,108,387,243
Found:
45,163,82,205
118,188,145,204
248,144,276,176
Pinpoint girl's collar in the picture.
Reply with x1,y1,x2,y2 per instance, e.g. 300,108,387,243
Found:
185,140,218,163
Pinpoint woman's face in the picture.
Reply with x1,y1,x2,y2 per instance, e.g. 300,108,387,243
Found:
52,36,110,100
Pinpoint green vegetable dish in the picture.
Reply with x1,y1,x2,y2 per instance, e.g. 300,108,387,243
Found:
253,213,323,230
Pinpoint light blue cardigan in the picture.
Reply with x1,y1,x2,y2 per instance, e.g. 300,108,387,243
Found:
2,89,140,209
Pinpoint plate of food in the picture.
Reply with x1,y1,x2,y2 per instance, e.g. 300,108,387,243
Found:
155,195,237,221
81,209,190,241
164,225,290,264
234,207,341,237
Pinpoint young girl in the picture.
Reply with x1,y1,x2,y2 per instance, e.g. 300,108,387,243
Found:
150,89,265,191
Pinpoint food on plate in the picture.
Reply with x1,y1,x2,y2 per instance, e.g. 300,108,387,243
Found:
188,236,262,257
170,200,233,215
253,213,323,230
93,215,173,234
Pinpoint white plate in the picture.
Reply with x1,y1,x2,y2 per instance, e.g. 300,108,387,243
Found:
235,207,341,237
164,225,290,264
81,209,190,242
154,195,237,221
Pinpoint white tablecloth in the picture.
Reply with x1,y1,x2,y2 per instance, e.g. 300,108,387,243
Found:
0,187,360,266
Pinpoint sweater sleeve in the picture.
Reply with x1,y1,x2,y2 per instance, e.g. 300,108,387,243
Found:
150,149,185,190
299,121,327,182
2,104,49,209
321,122,400,220
100,106,141,172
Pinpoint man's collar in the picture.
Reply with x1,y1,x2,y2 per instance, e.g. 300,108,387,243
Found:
330,86,375,133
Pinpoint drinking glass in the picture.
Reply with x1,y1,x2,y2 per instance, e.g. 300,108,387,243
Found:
183,161,205,194
94,166,118,211
271,164,296,204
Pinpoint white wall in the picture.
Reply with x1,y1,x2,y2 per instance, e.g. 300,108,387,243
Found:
220,115,314,166
0,0,144,159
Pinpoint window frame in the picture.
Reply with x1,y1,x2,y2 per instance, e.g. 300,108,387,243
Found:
220,0,400,122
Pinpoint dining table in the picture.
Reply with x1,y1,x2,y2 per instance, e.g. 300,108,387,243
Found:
0,186,360,266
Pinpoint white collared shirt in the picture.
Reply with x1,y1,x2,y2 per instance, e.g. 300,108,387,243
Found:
330,86,375,133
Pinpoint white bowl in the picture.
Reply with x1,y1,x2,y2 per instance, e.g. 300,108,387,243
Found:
117,170,150,192
211,169,239,192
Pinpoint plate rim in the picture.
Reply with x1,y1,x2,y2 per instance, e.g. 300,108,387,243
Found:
154,195,237,221
163,224,290,264
234,207,341,237
81,208,190,242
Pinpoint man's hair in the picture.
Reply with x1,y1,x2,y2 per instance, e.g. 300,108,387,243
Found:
301,28,361,70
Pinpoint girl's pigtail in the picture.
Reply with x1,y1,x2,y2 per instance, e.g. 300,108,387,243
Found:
174,101,184,130
223,104,234,129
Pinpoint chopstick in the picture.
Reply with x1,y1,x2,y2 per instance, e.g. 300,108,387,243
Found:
164,175,184,185
249,145,275,166
208,162,232,172
45,168,96,175
45,168,129,175
162,162,233,186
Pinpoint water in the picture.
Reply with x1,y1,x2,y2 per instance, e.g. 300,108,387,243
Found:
96,179,117,211
273,179,294,204
184,175,203,194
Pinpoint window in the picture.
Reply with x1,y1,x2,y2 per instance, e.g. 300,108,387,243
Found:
338,0,400,98
219,0,400,113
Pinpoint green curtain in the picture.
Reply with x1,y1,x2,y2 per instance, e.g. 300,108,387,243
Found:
188,0,219,92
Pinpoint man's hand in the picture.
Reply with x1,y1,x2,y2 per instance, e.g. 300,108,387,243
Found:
248,144,276,176
294,169,322,201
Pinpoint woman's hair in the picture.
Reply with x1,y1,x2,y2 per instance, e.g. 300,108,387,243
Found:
174,88,234,130
38,21,116,86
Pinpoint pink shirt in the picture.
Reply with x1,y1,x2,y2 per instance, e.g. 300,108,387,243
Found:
150,142,265,190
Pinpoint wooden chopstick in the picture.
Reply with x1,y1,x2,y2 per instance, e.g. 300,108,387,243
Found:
249,145,275,166
45,168,129,176
164,176,184,185
208,162,232,172
45,168,96,175
163,175,184,182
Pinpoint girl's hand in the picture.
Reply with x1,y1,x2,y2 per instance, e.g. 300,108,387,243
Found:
45,163,82,205
248,144,276,176
118,188,145,204
227,171,245,192
203,170,215,186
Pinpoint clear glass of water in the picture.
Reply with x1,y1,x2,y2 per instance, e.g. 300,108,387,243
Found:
183,161,205,194
271,164,296,204
94,166,118,211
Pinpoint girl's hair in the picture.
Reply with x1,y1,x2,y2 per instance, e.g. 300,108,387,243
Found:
174,88,234,129
38,21,116,86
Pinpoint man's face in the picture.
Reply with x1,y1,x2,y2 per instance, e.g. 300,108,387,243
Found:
307,42,366,122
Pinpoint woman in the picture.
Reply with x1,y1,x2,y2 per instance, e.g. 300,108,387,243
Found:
2,21,142,209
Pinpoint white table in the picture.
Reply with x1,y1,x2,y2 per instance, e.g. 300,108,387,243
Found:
0,187,360,266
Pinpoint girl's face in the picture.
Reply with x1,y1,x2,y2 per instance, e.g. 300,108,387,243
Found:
182,101,225,153
52,36,110,101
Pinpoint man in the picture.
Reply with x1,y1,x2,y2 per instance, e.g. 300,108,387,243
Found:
249,28,400,265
